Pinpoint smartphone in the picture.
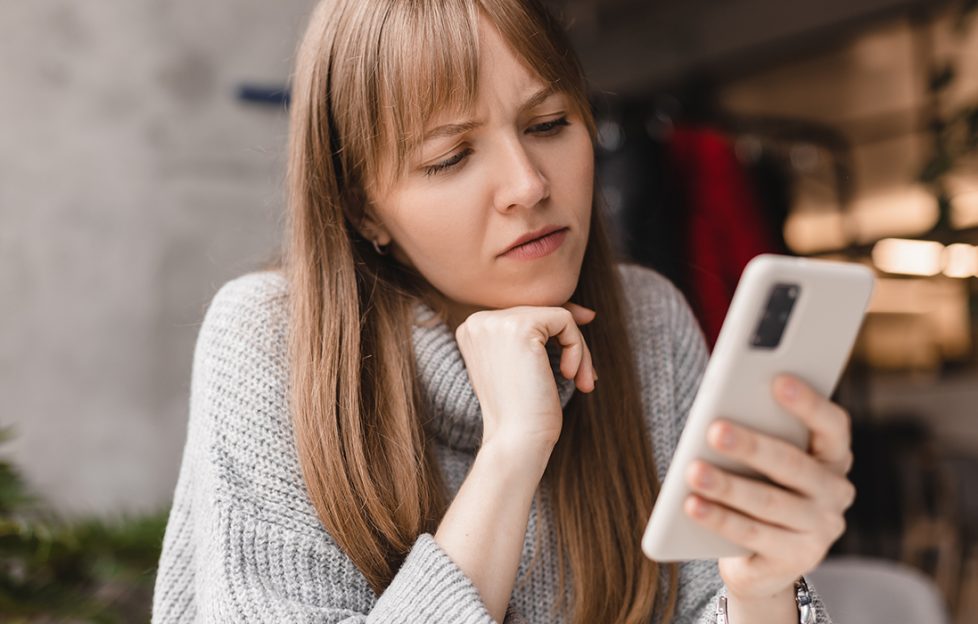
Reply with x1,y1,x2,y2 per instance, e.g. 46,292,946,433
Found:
641,254,875,561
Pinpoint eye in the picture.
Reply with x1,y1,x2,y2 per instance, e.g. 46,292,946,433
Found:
421,116,571,178
423,147,473,177
528,115,570,136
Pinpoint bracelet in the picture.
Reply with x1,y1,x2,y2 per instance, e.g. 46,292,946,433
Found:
715,578,815,624
716,596,728,624
795,576,816,624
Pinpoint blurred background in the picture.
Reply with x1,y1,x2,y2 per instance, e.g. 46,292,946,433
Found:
2,0,977,621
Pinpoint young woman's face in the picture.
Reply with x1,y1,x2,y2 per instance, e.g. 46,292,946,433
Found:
364,17,594,330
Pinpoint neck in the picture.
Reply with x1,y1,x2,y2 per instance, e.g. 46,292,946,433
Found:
420,288,486,335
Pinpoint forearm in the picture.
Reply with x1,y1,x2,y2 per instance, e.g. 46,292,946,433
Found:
434,440,550,623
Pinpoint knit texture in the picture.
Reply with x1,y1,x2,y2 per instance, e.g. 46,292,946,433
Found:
151,263,834,623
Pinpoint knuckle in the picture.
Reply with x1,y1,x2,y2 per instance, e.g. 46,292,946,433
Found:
498,315,522,334
843,405,852,423
819,510,846,543
713,470,731,497
463,311,489,332
778,442,805,474
840,480,857,509
758,484,778,514
740,517,761,545
709,504,728,530
841,450,855,474
832,410,851,442
794,382,820,413
740,430,761,459
835,404,852,430
801,392,820,415
833,515,848,541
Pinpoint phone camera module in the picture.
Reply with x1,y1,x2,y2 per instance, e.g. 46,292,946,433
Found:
750,283,800,349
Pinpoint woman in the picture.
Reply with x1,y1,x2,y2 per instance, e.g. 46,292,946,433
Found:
152,0,853,622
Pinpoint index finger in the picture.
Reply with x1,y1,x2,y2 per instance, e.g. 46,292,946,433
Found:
535,307,596,392
772,374,853,474
562,302,596,325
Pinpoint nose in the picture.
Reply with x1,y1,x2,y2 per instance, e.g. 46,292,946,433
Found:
492,136,550,213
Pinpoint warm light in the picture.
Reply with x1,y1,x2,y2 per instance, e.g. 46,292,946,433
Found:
784,210,847,254
863,277,973,365
871,238,944,276
850,186,939,243
951,190,978,229
943,244,978,278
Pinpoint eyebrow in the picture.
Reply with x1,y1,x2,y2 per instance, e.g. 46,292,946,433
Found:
422,85,558,142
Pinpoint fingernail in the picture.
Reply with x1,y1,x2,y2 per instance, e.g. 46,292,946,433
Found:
696,465,715,488
720,427,737,450
592,369,598,382
779,377,799,401
690,497,711,518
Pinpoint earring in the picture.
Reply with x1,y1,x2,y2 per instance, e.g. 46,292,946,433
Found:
371,238,390,256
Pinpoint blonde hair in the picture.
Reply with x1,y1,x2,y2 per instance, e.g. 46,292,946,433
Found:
281,1,677,621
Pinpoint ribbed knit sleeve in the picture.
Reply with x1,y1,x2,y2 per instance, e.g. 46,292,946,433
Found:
151,272,495,624
617,264,834,624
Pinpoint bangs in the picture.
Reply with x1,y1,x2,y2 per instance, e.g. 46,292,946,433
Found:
353,0,594,196
370,0,481,194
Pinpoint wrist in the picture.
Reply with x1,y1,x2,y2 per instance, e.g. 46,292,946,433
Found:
725,583,797,624
478,434,553,481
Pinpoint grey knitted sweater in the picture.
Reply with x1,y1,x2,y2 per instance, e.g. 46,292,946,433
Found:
152,263,833,623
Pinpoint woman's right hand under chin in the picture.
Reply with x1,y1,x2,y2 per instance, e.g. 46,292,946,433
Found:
454,302,598,457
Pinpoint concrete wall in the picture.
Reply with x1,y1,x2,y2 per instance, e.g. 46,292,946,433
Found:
0,0,313,516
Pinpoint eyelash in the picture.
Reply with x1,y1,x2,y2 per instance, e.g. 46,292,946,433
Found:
423,116,571,177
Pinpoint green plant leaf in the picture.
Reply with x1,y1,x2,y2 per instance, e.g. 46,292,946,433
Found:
0,429,168,623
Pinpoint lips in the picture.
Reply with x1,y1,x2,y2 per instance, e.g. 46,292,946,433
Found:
499,227,569,261
501,225,567,255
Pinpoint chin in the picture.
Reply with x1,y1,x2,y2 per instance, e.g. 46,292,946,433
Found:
498,268,581,308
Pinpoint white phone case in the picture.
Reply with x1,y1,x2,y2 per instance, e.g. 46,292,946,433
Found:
642,254,875,561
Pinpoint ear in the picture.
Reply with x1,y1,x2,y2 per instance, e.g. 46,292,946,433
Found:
353,205,392,246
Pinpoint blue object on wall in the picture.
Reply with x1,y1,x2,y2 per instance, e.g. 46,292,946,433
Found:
236,84,290,108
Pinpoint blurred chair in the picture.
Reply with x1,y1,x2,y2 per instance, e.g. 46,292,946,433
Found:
809,555,950,624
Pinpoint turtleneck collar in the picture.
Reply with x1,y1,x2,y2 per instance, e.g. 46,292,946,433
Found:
411,300,577,452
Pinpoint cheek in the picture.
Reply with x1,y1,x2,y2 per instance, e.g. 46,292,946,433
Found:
386,187,487,276
546,131,595,220
570,134,596,192
546,127,592,182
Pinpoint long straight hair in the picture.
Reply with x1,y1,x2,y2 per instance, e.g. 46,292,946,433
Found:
282,1,677,621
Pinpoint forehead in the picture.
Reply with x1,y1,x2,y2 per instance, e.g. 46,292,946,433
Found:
476,16,537,85
419,20,556,133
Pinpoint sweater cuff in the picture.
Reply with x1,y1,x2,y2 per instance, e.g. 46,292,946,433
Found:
805,576,834,623
707,580,834,624
370,533,495,623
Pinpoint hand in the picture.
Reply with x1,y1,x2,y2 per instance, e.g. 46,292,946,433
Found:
454,303,598,454
683,374,856,603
